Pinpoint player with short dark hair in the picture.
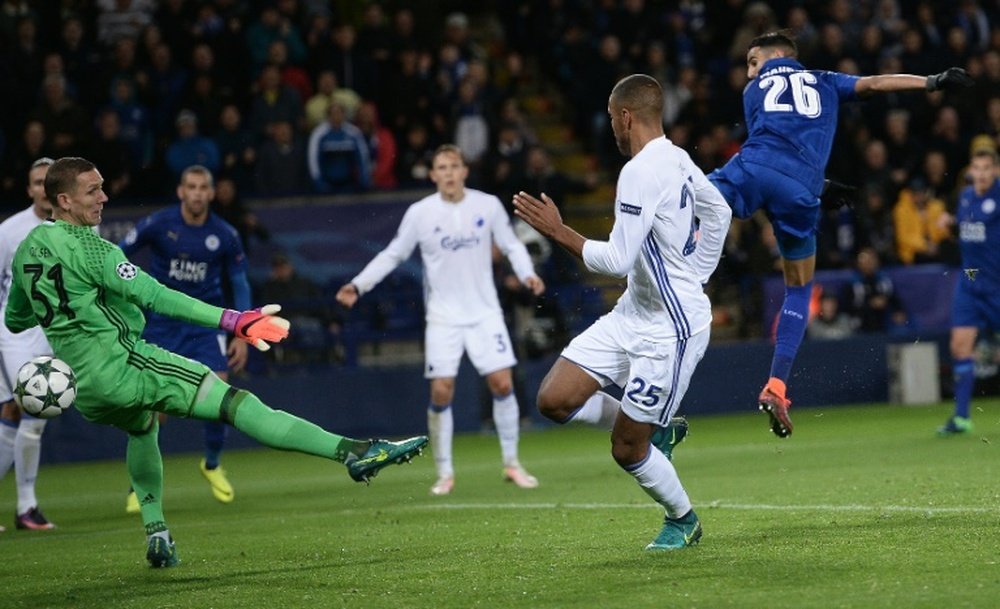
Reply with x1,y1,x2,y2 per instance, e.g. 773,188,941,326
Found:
513,74,732,549
120,165,249,510
5,157,427,567
938,148,1000,435
709,31,973,437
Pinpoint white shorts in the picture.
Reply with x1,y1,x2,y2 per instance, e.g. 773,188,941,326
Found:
424,314,517,379
0,328,53,403
560,312,710,425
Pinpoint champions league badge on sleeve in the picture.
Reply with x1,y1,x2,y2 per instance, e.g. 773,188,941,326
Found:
116,261,138,280
619,201,642,216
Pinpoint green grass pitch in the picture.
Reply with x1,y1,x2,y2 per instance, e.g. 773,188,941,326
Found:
2,399,997,609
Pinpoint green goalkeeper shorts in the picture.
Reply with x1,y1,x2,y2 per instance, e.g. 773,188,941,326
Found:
73,339,212,433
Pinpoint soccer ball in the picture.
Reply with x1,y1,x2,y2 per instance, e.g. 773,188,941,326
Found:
14,356,77,419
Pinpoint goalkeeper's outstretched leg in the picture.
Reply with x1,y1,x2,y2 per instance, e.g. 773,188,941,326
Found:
188,374,427,479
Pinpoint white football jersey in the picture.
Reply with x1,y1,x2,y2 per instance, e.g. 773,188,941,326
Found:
0,205,51,351
352,188,536,325
582,136,732,342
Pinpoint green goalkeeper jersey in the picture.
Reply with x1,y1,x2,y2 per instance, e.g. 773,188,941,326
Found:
5,220,224,402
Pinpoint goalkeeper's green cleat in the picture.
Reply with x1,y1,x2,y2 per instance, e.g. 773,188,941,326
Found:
146,533,179,568
650,416,689,461
346,436,429,484
936,416,972,436
645,510,702,551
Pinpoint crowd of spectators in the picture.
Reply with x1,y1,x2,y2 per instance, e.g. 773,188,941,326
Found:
1,1,998,344
498,0,999,337
0,0,539,207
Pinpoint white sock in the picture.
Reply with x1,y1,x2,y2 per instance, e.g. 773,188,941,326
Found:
0,421,16,481
492,392,520,467
15,417,45,514
567,392,619,429
625,446,691,518
427,404,454,479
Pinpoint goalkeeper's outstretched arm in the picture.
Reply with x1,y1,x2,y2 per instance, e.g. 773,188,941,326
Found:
102,248,289,350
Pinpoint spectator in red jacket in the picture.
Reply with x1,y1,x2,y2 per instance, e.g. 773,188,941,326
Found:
355,101,397,190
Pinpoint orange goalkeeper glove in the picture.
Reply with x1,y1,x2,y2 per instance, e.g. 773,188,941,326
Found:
219,304,290,351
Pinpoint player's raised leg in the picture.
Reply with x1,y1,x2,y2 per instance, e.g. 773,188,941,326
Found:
187,373,426,483
759,250,816,438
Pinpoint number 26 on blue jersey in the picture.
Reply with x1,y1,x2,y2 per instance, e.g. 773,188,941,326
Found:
759,72,822,118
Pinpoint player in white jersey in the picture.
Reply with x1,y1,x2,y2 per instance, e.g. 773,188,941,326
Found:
0,158,57,531
337,145,546,495
513,74,732,550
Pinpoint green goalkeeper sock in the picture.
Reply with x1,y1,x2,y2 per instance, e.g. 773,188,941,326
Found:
126,422,166,530
190,376,368,463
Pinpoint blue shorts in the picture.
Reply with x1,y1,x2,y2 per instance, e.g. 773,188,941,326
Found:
951,278,1000,330
143,316,228,372
709,155,821,260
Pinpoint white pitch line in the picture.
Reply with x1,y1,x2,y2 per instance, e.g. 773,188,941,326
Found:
11,500,996,545
407,501,999,515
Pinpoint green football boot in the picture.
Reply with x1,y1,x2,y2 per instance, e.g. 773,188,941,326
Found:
645,510,702,551
347,436,429,483
650,416,689,461
936,415,972,436
146,533,179,568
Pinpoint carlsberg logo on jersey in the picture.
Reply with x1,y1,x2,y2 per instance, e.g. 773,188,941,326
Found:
440,235,481,251
168,258,208,282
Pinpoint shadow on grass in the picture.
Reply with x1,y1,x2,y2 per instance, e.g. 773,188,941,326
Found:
13,557,387,609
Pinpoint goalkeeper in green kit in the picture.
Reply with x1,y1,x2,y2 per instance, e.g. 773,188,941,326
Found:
3,157,427,567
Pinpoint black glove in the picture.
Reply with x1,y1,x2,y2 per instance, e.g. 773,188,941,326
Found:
820,179,858,210
926,67,974,92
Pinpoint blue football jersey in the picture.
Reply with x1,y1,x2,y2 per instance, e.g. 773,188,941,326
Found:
956,179,1000,286
739,57,859,194
120,206,247,307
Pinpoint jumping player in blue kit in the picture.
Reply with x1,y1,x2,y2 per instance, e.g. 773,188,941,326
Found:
938,148,1000,436
120,165,250,506
709,32,973,437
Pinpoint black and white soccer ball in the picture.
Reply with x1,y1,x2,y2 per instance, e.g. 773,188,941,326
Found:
14,356,77,418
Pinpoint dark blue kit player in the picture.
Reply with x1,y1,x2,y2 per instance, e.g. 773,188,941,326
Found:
120,164,250,506
708,31,972,438
938,148,1000,435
